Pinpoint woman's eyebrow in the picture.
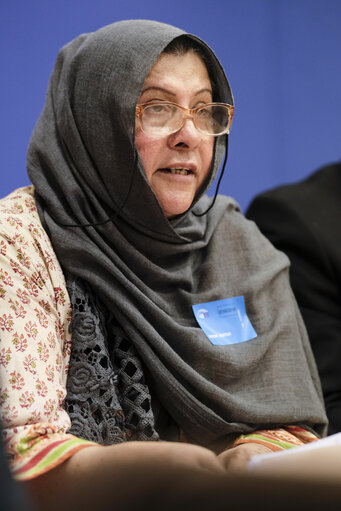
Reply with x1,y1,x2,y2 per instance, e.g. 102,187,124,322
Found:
140,86,212,96
141,86,176,96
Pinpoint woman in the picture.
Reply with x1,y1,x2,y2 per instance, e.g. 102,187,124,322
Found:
0,19,327,509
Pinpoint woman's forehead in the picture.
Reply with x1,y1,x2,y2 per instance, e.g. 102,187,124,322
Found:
141,51,212,95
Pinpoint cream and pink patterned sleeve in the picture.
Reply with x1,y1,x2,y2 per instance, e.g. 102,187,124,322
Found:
0,187,95,481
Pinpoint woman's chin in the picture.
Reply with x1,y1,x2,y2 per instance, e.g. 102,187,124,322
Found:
159,196,194,218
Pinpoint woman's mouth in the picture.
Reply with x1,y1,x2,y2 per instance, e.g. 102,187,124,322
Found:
159,167,193,175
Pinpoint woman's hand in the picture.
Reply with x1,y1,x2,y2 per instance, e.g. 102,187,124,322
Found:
218,443,274,472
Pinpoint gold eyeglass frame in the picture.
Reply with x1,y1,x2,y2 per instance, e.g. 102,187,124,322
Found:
135,101,234,137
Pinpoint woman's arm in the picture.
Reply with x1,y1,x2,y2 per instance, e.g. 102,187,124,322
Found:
0,188,96,480
0,191,227,510
25,440,227,511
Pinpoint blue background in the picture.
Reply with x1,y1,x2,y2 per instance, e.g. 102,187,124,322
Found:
1,0,340,212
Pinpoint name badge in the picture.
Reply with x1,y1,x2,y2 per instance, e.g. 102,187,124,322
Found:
192,296,257,346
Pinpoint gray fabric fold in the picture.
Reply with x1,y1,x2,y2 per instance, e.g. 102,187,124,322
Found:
27,19,327,447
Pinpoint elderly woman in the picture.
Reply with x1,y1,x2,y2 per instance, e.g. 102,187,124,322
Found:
0,19,326,509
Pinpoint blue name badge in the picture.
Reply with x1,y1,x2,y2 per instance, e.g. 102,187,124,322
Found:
192,296,257,346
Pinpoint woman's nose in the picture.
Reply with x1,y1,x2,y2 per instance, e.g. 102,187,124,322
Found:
168,117,202,149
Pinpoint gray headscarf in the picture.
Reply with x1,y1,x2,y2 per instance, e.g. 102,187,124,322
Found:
27,19,327,448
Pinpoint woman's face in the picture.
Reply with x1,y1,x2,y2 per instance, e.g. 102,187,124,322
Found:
135,51,214,218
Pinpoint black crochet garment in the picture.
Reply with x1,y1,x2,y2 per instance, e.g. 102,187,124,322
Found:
65,277,159,444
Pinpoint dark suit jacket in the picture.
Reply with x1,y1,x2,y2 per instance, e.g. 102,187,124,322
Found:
246,163,341,434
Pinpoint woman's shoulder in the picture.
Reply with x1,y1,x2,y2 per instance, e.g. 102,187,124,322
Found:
217,194,290,268
0,186,39,221
217,194,267,236
0,186,48,246
0,186,66,288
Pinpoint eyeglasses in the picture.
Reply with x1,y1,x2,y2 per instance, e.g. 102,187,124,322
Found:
135,101,234,138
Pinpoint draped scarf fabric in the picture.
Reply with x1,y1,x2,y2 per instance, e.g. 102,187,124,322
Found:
27,19,327,448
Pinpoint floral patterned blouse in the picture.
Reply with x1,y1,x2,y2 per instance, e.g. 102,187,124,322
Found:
0,187,95,480
0,187,318,481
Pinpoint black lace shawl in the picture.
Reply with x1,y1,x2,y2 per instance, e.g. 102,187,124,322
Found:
65,277,159,443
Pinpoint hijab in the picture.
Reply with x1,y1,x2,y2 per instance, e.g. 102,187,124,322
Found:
27,19,327,448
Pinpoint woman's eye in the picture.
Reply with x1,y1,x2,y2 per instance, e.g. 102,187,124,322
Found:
197,108,211,118
150,105,166,113
148,104,171,114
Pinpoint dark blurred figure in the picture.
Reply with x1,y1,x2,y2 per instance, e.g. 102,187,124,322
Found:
0,425,32,511
247,162,341,435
